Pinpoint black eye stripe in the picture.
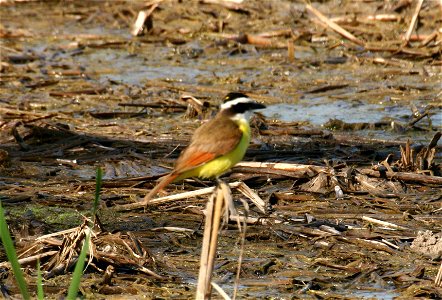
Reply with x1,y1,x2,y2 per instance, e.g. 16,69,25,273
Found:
229,102,266,113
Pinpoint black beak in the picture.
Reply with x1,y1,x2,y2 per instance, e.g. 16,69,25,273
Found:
234,101,266,113
249,102,266,110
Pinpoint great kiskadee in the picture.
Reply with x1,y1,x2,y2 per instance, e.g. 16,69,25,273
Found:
144,92,266,201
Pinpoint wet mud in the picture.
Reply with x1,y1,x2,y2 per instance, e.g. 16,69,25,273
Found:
1,0,441,299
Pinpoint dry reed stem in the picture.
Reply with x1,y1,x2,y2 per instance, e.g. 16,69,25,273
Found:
361,216,408,231
233,199,248,300
235,161,324,173
305,3,365,46
404,0,424,43
131,2,161,36
211,282,231,300
116,182,242,211
235,182,266,213
0,251,59,269
236,161,442,185
196,181,242,299
436,262,442,287
196,185,225,299
117,181,266,212
287,40,295,63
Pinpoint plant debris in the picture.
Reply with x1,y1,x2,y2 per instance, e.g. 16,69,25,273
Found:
0,0,441,298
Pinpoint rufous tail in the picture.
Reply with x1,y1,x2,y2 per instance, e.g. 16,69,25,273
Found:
143,173,178,202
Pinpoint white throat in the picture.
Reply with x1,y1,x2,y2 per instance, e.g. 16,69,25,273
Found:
230,111,254,122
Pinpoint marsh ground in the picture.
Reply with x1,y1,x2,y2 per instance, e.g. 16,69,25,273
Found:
1,1,441,299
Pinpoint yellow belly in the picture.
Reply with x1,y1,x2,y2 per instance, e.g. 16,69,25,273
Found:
175,119,251,181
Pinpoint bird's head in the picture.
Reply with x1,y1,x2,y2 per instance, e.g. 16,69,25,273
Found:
220,92,266,120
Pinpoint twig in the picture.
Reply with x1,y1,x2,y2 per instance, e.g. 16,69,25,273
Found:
49,87,106,97
235,182,266,213
337,237,396,254
420,30,438,46
436,262,442,287
118,102,187,109
131,2,160,36
118,181,265,213
36,227,81,240
150,227,196,233
200,0,249,14
115,182,242,211
366,14,400,22
233,199,248,300
381,239,400,250
257,29,292,38
305,3,365,46
236,161,442,185
359,169,442,185
287,40,295,62
234,161,323,177
211,282,231,300
361,216,408,230
228,215,280,225
0,251,58,268
404,0,424,43
407,105,433,128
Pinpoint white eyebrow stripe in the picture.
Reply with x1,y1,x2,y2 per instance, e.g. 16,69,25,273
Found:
220,97,253,109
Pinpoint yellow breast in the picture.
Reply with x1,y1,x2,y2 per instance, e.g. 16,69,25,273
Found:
177,119,251,180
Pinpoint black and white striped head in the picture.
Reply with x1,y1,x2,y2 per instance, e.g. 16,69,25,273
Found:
220,92,265,120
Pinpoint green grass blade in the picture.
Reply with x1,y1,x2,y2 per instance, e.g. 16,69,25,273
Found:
93,167,103,222
66,233,90,300
0,202,30,300
36,259,44,300
66,167,99,299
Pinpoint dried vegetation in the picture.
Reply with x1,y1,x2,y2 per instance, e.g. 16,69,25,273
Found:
0,0,441,298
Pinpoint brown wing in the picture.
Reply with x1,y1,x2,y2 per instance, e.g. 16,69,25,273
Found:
173,115,242,174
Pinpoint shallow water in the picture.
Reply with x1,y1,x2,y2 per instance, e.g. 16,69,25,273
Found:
1,1,441,299
265,100,441,144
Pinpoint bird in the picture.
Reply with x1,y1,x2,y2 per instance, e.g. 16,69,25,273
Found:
144,92,266,201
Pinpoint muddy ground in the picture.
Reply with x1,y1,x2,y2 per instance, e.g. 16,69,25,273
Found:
1,0,441,299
